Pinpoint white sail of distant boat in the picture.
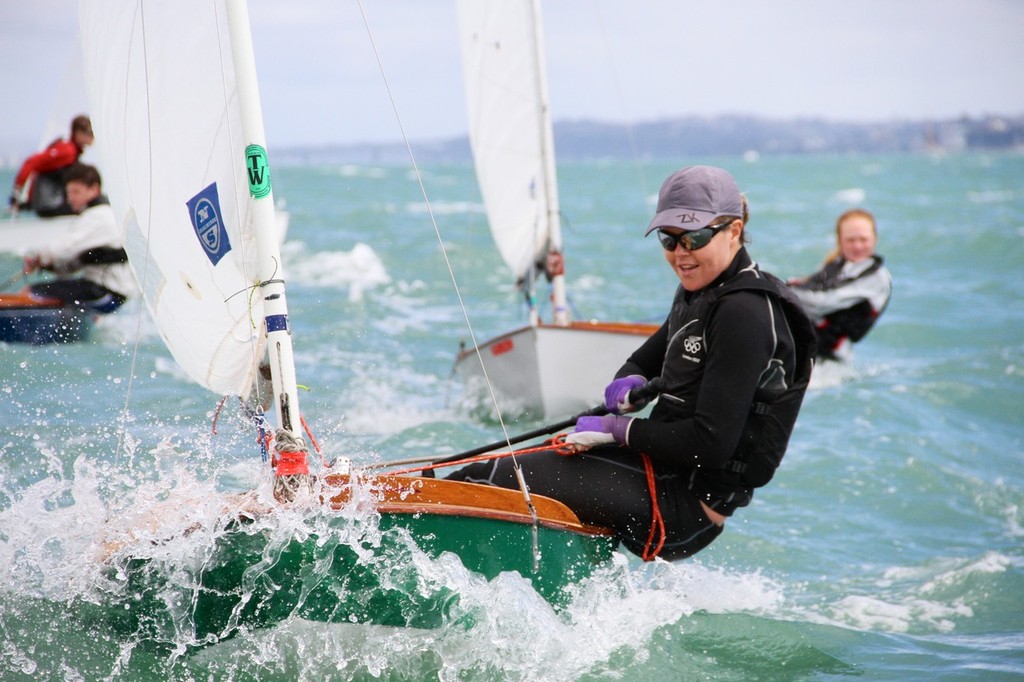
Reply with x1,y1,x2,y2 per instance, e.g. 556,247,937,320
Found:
456,0,567,326
39,34,90,153
76,0,618,644
453,0,657,418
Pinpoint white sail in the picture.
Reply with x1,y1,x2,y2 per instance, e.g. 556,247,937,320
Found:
39,34,90,153
78,0,267,397
456,0,562,286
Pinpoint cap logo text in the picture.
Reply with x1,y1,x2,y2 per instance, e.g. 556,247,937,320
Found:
676,212,699,223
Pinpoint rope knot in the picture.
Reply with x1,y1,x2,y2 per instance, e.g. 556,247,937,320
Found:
549,434,579,456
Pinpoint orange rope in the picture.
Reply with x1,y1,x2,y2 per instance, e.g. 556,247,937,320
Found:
550,433,580,455
639,452,666,561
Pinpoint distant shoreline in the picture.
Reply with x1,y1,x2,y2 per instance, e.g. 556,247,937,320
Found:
2,113,1021,169
270,113,1024,166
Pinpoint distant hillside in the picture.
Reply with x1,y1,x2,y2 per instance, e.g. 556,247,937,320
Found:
274,113,1024,166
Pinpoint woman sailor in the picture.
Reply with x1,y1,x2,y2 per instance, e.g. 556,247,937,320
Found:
446,166,816,561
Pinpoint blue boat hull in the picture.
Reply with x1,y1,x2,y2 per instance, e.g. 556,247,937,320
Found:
0,292,93,344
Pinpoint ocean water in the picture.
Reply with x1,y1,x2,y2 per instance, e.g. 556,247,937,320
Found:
1,152,1022,680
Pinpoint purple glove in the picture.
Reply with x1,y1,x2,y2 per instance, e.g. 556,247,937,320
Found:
566,414,632,447
604,375,646,414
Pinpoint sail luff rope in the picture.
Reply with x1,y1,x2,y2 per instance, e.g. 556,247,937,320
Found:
354,1,541,537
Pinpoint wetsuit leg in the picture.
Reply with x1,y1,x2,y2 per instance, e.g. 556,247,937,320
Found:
653,485,724,560
444,447,723,561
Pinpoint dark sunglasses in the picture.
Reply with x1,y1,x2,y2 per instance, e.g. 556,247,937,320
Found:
657,220,734,251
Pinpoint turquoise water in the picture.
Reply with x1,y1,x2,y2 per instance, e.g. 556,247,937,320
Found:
1,152,1022,680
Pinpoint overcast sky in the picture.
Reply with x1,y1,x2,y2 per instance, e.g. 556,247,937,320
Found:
2,0,1022,160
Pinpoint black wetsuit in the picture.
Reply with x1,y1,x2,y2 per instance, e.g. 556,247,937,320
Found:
446,249,817,560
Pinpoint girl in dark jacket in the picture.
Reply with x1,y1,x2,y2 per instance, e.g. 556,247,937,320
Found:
788,208,892,360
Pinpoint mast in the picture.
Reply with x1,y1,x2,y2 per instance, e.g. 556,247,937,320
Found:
224,0,313,492
529,0,569,326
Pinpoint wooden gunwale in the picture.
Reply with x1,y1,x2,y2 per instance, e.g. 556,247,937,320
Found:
322,473,614,537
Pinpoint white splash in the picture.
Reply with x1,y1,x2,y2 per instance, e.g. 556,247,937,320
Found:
833,188,867,204
286,241,390,300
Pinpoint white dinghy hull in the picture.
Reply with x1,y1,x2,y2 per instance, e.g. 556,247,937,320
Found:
455,321,658,418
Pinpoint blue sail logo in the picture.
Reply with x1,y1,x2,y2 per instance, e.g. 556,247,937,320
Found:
187,182,232,265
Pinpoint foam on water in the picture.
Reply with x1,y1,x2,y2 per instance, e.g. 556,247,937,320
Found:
406,199,483,215
832,187,867,204
284,240,390,300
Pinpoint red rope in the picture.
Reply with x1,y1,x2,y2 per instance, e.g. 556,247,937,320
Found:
211,396,228,435
549,433,580,455
300,414,321,454
639,452,666,561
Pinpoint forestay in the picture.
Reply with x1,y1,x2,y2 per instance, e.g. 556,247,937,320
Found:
79,0,266,397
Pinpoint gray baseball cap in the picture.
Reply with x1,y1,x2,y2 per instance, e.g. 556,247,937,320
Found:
645,166,743,235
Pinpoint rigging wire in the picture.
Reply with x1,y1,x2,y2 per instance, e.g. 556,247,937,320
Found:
588,0,652,200
354,0,540,530
114,2,155,465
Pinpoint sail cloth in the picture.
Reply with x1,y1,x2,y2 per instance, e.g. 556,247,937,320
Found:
79,0,266,397
456,0,562,284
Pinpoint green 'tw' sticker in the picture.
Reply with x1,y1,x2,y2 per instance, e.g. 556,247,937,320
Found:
245,144,272,199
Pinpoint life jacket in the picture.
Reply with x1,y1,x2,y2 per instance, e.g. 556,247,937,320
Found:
797,255,890,356
30,170,73,217
16,137,82,217
799,255,886,293
654,264,817,512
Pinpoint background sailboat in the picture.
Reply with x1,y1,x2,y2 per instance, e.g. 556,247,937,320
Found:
0,11,285,344
452,0,657,419
0,287,93,343
0,30,289,257
0,36,92,257
0,44,101,345
78,0,616,645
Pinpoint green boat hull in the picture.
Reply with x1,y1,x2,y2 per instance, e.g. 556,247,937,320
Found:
102,505,617,646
